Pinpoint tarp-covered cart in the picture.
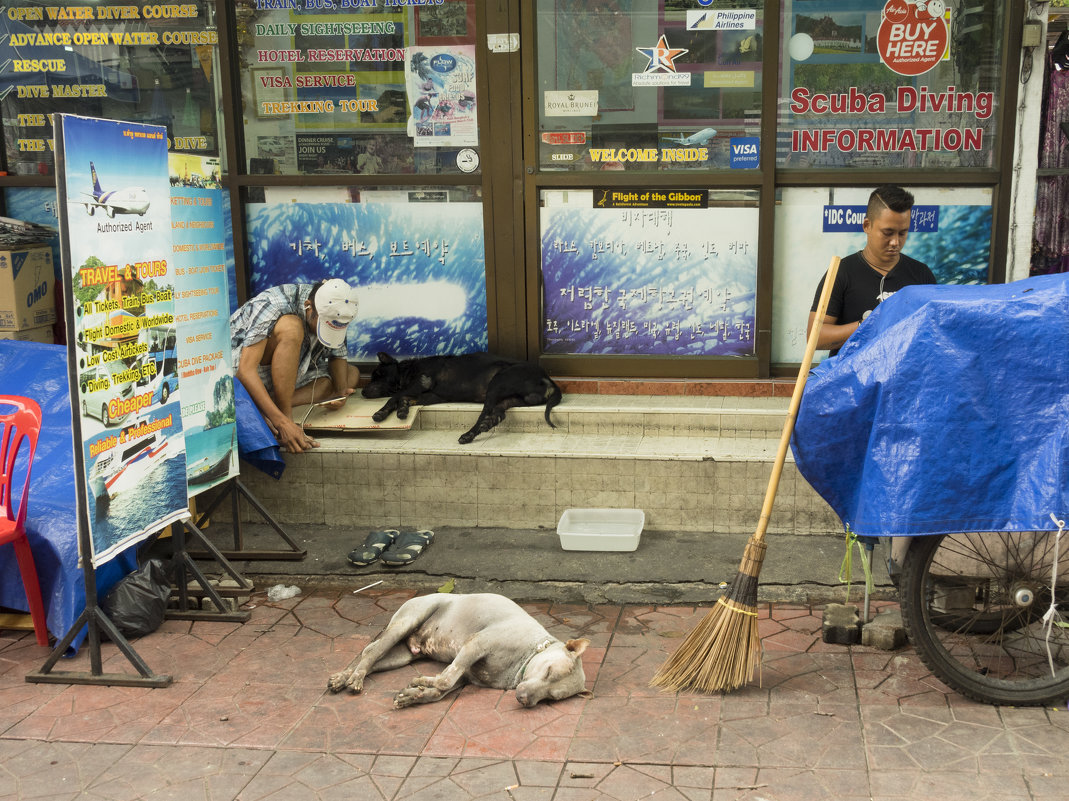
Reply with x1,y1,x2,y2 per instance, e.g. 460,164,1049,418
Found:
792,274,1069,706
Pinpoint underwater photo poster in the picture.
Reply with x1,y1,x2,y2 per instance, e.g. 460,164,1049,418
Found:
540,193,759,356
245,198,488,359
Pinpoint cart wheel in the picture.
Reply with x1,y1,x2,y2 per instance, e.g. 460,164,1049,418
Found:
900,532,1069,706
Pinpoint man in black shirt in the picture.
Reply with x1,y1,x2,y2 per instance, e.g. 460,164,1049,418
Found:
808,185,937,356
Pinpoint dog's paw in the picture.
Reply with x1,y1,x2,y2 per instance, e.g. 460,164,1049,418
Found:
326,669,352,693
458,431,475,444
393,685,427,708
371,410,389,422
327,669,364,694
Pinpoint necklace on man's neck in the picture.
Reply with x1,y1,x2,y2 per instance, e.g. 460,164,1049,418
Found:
859,249,894,275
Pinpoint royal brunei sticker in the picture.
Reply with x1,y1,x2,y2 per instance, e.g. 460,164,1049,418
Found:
633,34,692,87
544,90,599,117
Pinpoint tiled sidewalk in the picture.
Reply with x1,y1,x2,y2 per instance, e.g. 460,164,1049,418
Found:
2,589,1068,800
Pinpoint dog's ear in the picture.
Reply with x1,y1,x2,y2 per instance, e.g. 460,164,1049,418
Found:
377,352,396,365
565,638,589,657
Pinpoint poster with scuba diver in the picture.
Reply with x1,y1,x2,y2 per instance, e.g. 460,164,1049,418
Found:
54,114,189,567
406,46,478,148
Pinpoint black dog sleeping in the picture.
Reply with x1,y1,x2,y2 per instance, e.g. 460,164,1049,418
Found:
362,352,563,444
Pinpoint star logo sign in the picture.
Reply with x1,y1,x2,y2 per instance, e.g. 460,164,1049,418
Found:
636,34,688,73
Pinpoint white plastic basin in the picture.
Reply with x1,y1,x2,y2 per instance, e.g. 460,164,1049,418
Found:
557,508,645,552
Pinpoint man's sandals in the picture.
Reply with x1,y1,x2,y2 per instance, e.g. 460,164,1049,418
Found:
347,529,434,568
347,529,399,567
381,529,434,566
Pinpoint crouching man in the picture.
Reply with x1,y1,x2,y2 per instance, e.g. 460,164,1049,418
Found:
230,279,360,453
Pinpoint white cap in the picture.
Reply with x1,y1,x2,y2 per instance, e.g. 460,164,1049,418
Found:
313,278,358,349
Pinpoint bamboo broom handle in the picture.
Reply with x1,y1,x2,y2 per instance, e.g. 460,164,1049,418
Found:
753,256,842,544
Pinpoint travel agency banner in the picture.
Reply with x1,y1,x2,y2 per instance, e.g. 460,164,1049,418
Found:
168,153,238,496
54,114,189,567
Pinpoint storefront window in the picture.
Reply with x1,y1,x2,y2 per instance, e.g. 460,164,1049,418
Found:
541,188,759,355
770,185,993,363
778,0,1005,168
236,0,479,176
535,1,764,172
0,1,224,177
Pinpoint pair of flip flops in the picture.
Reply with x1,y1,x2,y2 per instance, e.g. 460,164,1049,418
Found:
347,529,434,568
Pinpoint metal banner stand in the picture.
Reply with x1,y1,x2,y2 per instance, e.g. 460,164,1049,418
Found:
187,477,306,561
26,516,172,688
152,518,254,623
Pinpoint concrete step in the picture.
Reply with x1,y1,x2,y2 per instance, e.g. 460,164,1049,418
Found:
219,394,843,539
405,394,792,440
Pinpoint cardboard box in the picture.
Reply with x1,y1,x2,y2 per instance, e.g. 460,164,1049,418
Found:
0,247,55,331
0,325,55,344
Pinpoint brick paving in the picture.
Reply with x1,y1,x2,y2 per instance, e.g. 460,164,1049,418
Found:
2,589,1069,800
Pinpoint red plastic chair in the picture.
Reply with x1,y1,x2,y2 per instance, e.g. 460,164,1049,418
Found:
0,395,49,646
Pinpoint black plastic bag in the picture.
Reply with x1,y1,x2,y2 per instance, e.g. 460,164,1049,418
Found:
101,558,173,639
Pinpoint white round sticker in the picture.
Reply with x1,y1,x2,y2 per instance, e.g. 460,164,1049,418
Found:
456,149,480,173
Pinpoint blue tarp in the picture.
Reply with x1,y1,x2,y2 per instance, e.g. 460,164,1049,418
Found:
0,342,282,652
234,381,285,480
0,341,137,653
791,273,1069,536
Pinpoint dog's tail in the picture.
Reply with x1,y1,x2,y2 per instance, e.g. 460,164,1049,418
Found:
543,378,563,428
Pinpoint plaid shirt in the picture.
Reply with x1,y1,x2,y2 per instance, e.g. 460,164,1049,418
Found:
229,284,346,388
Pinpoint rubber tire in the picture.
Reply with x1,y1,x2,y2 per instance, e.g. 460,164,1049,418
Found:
900,532,1069,707
160,384,169,404
102,403,110,426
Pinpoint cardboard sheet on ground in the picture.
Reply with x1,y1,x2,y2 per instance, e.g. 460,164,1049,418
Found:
292,396,419,431
790,273,1069,536
0,341,138,653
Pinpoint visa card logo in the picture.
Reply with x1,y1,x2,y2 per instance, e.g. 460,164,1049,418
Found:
730,137,759,168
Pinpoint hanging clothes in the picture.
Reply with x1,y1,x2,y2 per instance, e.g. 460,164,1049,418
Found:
1032,31,1069,272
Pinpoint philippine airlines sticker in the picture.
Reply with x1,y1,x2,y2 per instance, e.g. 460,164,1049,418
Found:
877,0,949,77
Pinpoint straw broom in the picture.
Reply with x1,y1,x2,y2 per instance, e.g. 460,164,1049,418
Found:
650,256,842,694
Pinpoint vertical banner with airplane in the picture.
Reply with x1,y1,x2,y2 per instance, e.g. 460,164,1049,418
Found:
168,153,238,496
54,114,189,566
